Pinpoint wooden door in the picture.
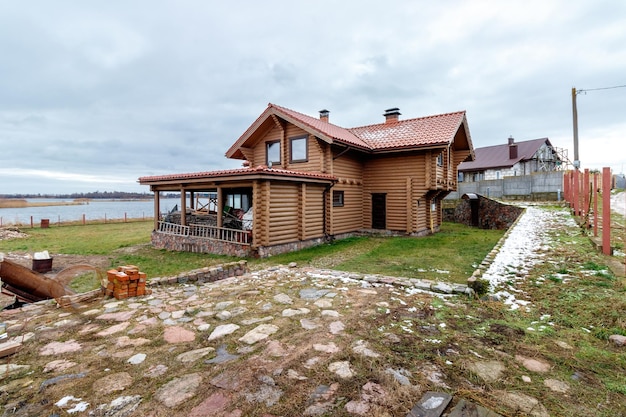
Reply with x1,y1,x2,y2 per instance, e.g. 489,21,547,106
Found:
371,193,386,229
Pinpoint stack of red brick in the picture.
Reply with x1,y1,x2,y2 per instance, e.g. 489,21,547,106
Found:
106,265,150,300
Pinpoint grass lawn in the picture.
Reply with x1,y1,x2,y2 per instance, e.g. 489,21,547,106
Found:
0,220,504,284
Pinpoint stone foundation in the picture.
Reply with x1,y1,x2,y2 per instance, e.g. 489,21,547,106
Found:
255,237,326,258
151,231,252,257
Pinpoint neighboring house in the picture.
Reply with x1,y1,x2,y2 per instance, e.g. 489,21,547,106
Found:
139,103,475,257
457,137,562,182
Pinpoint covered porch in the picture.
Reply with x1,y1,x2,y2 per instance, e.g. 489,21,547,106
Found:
147,181,254,256
139,167,336,257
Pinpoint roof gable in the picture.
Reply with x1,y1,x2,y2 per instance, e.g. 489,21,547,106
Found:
226,104,472,159
458,138,552,171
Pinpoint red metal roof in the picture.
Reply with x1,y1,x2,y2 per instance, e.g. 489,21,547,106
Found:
458,138,552,171
138,165,337,184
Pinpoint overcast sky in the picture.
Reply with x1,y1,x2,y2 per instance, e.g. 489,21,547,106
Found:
1,1,624,195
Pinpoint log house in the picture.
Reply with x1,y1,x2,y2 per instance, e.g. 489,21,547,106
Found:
138,103,475,257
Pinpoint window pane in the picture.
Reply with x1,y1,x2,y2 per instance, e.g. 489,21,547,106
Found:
333,190,344,207
291,137,307,162
267,141,280,165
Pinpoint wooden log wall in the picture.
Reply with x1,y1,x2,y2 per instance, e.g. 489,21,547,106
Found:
331,150,364,234
364,153,428,232
268,182,300,245
252,124,282,167
302,184,325,240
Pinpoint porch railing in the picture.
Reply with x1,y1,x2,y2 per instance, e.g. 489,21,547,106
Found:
157,221,251,245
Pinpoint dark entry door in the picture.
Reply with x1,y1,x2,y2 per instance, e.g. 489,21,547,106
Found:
371,193,386,229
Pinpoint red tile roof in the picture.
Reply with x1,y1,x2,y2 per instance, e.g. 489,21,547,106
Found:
458,138,552,171
349,111,468,150
269,104,370,149
227,103,469,157
138,165,337,184
143,104,472,185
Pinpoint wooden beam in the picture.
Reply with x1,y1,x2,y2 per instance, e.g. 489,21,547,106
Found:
153,191,160,230
180,187,187,226
252,180,260,248
262,181,271,245
217,185,223,228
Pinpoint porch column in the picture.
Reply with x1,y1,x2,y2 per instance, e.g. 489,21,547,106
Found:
252,180,259,248
190,191,195,210
217,185,223,228
180,187,187,226
153,191,160,230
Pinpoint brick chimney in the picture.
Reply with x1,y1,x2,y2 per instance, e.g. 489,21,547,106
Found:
384,108,401,124
319,109,329,122
508,136,518,159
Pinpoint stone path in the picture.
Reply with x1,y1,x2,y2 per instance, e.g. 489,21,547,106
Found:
1,249,621,416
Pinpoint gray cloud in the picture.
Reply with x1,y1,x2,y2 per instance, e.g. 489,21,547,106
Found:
1,0,625,194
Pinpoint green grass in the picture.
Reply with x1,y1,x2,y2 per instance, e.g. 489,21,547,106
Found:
2,221,504,283
0,221,154,254
110,247,239,278
336,223,502,281
257,223,504,283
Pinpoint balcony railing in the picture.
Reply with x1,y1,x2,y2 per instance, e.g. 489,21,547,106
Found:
157,221,251,245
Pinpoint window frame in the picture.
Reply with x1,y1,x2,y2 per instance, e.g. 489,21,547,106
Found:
333,190,344,207
437,152,444,167
289,135,308,163
266,140,281,167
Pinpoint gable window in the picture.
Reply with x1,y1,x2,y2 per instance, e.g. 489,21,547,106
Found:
333,190,344,207
290,136,308,163
266,141,281,167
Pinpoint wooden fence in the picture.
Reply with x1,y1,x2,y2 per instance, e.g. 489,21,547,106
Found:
563,167,613,255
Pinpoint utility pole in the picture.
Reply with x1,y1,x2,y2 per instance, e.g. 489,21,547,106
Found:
572,83,625,170
571,87,580,169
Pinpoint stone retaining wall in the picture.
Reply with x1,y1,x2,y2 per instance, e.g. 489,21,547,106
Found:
148,260,249,286
445,195,524,230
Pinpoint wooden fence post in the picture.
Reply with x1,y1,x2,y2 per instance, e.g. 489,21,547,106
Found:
602,167,611,255
573,169,580,216
593,173,598,237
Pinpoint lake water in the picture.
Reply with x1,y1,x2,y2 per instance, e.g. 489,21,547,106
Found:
0,198,180,226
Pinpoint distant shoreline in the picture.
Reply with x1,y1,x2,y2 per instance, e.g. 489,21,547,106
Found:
0,199,88,209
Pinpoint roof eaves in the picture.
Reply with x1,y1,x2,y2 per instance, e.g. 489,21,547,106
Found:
225,105,274,159
138,166,337,185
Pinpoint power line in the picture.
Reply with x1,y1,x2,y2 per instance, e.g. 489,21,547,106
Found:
577,84,626,94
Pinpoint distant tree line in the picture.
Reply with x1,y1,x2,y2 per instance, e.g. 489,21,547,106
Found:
0,191,180,199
